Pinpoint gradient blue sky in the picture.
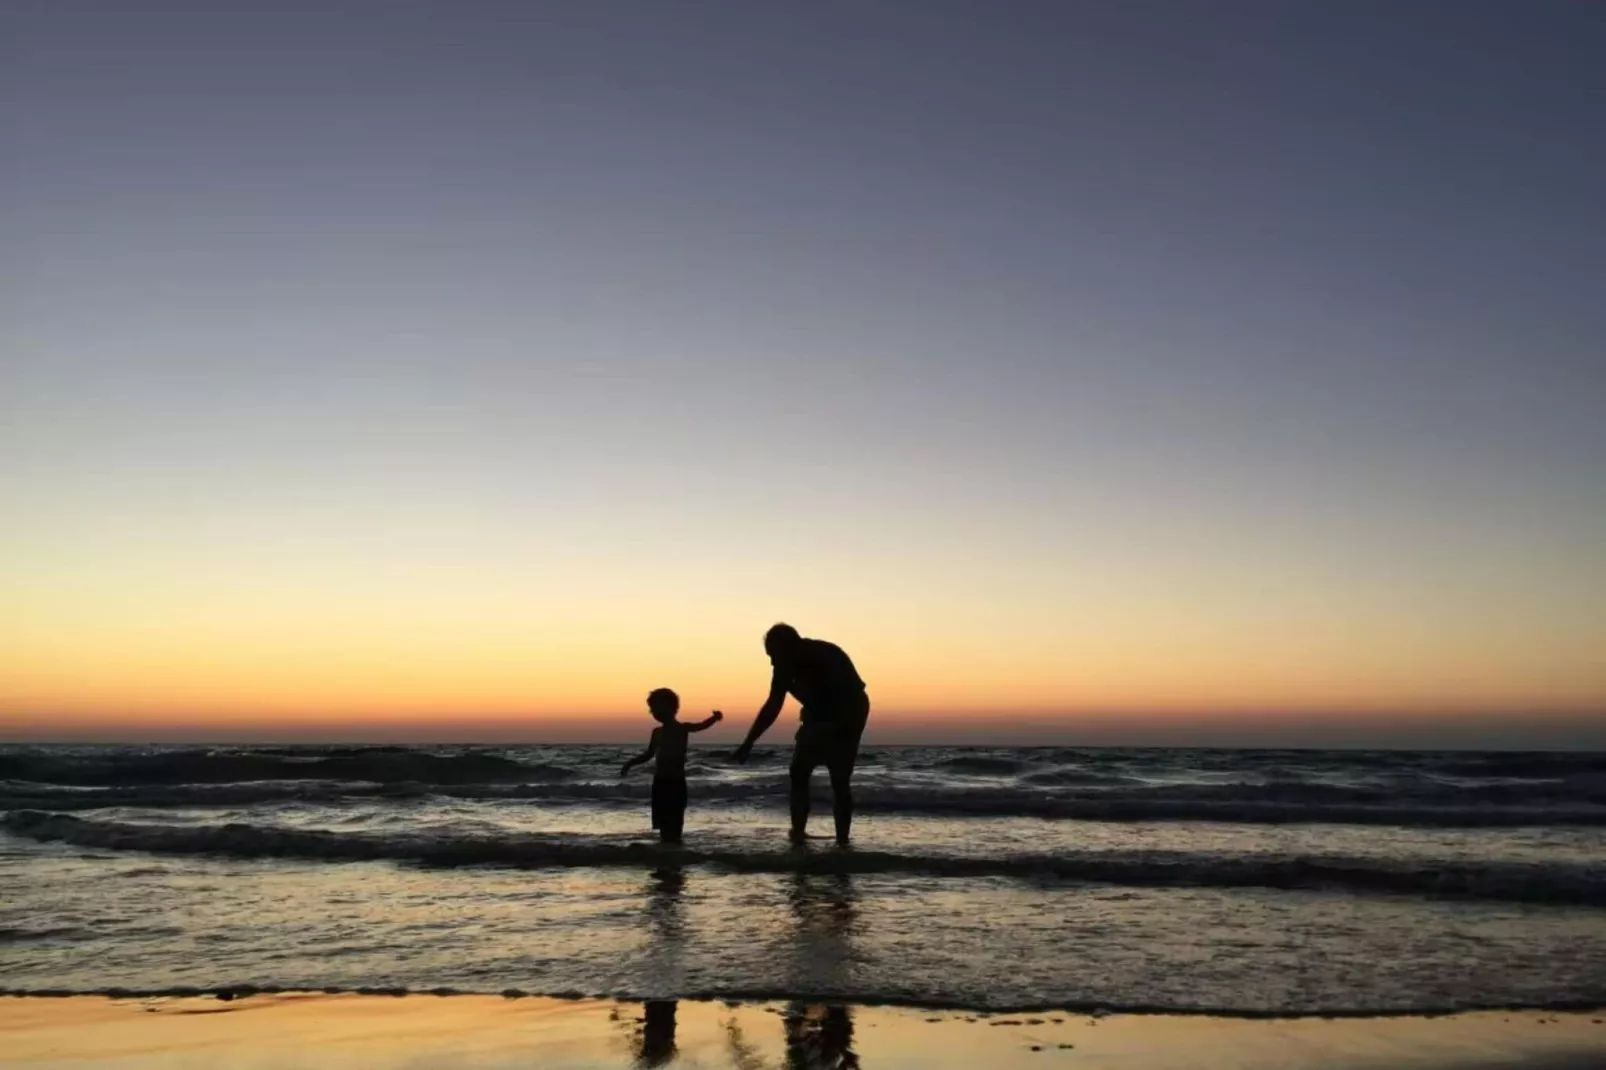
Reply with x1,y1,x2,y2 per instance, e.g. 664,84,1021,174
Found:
3,2,1603,745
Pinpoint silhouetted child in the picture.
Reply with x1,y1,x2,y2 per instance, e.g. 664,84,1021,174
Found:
620,688,722,843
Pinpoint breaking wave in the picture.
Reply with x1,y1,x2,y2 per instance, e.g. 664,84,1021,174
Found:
6,779,1603,827
6,810,1602,906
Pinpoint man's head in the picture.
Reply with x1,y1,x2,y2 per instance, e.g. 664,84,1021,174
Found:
646,687,680,722
764,622,802,658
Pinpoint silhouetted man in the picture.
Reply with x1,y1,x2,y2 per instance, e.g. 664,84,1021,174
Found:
733,623,869,845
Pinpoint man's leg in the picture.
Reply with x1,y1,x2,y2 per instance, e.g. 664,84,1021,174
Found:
790,725,824,843
789,757,814,842
826,720,864,846
826,758,853,846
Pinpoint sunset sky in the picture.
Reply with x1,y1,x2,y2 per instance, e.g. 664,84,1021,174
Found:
3,2,1603,747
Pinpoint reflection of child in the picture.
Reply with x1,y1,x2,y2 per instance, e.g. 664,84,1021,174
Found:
620,689,722,843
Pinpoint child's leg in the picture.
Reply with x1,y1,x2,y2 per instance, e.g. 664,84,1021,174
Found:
651,775,668,834
660,805,684,843
656,776,687,843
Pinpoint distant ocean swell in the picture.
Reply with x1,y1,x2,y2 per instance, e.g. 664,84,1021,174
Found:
6,810,1602,906
0,749,572,787
6,746,1604,788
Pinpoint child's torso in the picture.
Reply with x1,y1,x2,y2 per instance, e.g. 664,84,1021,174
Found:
655,724,689,775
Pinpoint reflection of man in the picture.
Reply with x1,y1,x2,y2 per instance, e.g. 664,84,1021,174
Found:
637,1000,677,1067
785,1004,858,1070
783,873,860,1070
733,623,870,845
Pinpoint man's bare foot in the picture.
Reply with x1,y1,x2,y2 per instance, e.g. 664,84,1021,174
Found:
788,827,809,846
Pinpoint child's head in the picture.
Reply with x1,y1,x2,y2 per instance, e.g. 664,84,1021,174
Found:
646,687,680,723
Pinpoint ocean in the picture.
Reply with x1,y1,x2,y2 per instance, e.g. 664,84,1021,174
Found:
3,743,1604,1015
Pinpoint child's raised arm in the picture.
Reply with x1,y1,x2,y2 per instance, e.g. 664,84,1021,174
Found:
687,710,724,733
620,729,660,777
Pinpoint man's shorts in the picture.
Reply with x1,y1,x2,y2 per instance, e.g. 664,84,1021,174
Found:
791,696,870,779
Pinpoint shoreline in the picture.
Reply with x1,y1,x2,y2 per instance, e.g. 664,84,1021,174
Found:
5,987,1606,1019
1,994,1603,1069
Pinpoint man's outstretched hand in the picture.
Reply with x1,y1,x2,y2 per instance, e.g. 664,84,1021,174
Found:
731,741,753,764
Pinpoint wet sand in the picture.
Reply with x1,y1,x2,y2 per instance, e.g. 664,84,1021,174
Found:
1,995,1603,1069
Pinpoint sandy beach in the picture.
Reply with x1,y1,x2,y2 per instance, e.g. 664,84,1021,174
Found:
2,995,1603,1070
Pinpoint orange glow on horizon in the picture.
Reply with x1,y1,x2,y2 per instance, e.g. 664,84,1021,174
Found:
5,510,1603,744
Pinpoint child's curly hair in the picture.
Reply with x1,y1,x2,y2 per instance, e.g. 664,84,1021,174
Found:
646,688,679,718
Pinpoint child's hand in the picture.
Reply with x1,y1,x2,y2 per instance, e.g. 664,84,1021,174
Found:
711,710,724,722
619,762,632,778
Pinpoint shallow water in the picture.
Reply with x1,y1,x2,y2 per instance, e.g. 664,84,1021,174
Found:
3,744,1604,1012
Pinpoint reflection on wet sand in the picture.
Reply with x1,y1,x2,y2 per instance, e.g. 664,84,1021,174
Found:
2,995,1603,1069
632,867,862,1067
783,1003,858,1070
781,872,860,1069
637,999,678,1067
635,866,688,1065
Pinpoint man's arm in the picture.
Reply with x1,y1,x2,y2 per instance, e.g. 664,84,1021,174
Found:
732,672,788,762
620,730,659,777
687,711,724,733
